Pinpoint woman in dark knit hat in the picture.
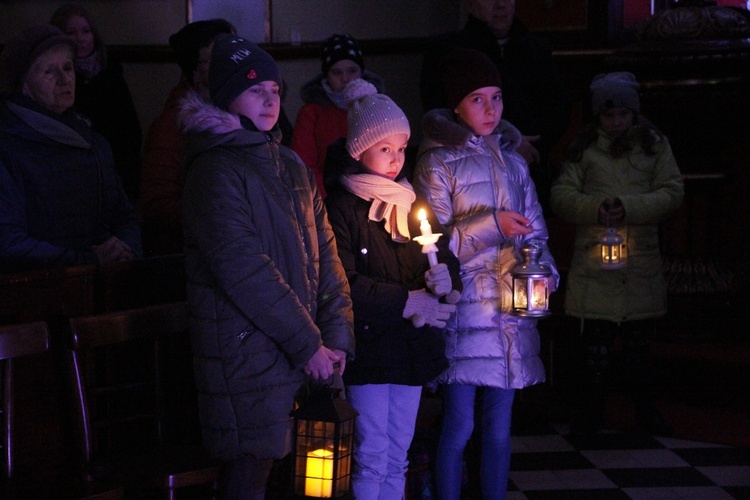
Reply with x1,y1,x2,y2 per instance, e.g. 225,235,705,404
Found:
414,48,558,500
0,24,141,272
291,33,385,198
178,34,354,499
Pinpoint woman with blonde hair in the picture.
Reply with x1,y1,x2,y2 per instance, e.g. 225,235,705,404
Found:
51,3,142,200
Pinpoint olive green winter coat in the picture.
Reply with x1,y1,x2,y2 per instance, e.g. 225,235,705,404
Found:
551,127,683,322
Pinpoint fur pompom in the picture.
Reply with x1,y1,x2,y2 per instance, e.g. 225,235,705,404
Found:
344,78,377,105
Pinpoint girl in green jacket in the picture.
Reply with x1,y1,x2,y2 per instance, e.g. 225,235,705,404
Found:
551,71,684,436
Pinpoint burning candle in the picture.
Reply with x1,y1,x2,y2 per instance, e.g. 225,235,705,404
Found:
418,209,432,236
415,208,440,267
510,243,552,317
305,448,333,497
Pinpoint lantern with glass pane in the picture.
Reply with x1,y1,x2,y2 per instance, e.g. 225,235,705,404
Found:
598,227,626,270
510,242,552,318
291,381,358,499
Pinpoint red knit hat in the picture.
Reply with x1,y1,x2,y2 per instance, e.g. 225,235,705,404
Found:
441,48,503,110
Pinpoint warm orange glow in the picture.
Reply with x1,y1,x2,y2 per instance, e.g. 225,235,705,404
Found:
531,279,547,309
602,244,622,263
418,209,432,237
514,278,547,311
305,448,333,497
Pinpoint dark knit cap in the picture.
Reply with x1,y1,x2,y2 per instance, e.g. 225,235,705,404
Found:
441,48,503,110
209,34,282,111
169,19,235,84
590,71,641,115
321,33,364,76
0,24,76,92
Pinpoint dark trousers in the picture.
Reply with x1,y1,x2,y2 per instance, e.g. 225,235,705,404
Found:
220,455,274,500
576,318,658,428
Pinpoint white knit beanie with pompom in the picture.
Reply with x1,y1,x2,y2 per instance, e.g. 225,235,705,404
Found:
344,79,410,159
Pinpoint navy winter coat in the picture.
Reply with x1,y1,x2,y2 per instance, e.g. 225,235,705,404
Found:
180,93,354,461
0,94,141,273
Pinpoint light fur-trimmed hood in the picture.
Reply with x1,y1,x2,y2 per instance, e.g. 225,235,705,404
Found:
177,90,282,169
419,108,523,157
177,90,242,136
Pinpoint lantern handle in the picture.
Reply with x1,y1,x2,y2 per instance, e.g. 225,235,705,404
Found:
300,364,345,401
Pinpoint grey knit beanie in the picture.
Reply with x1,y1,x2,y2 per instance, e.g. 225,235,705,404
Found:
590,71,641,115
344,79,410,159
0,24,76,92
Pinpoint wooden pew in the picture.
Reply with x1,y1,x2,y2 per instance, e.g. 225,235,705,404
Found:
0,255,187,486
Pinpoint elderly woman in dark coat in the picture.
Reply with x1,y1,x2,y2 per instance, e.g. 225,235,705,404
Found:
179,34,354,499
0,24,141,274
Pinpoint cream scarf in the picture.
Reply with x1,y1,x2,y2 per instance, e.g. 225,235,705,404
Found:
340,174,416,242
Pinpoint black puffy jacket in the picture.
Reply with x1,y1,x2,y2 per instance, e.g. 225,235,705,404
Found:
324,140,460,387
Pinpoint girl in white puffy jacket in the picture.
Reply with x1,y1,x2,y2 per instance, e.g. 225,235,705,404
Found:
414,48,558,500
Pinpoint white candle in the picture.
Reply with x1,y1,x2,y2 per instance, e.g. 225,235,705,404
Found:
418,209,432,236
417,209,438,267
305,448,333,497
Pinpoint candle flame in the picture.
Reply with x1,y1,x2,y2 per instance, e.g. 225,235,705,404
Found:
418,209,426,221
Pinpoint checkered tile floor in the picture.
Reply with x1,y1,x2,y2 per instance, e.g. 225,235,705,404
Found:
507,423,750,499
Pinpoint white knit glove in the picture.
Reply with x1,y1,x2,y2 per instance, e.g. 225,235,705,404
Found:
425,263,452,297
444,289,461,304
402,289,456,328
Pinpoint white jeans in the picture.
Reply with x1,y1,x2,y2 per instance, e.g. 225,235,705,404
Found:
346,384,422,500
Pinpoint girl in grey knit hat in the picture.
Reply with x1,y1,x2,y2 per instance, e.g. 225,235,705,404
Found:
550,71,684,437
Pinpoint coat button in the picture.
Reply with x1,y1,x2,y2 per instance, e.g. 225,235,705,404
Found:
360,247,368,255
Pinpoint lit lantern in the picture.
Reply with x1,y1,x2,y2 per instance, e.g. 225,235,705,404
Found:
292,382,358,499
510,243,552,318
599,227,626,270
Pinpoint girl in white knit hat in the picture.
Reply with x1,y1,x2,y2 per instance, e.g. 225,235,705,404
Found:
324,78,461,500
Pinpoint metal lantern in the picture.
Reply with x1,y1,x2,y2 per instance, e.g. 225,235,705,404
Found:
291,381,358,499
510,243,552,318
599,227,626,270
